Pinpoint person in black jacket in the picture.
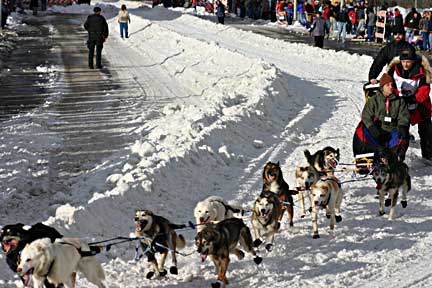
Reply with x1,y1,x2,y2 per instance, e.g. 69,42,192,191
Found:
84,7,109,69
368,26,415,84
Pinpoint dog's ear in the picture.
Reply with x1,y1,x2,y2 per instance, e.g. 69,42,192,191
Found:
276,161,280,166
336,148,340,159
304,150,313,164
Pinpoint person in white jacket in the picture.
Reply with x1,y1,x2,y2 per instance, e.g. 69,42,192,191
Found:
118,4,131,39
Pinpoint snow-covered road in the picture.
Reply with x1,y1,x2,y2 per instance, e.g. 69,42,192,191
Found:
1,2,432,287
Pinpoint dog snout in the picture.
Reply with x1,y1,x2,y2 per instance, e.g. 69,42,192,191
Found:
314,200,319,206
16,267,22,273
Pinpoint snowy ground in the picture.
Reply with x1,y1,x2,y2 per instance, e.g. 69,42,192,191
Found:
1,2,432,287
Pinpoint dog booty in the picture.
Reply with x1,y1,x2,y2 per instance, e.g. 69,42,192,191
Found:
146,271,155,279
313,234,320,239
170,266,178,275
211,281,224,288
385,199,391,207
401,200,407,208
265,243,273,252
335,215,342,223
159,269,168,277
253,256,263,265
253,238,263,247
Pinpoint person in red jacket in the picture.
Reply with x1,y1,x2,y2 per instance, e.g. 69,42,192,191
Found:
387,48,432,160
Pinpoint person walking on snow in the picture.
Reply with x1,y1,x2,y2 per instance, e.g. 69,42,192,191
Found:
84,6,109,69
118,4,131,39
216,0,225,24
309,11,327,48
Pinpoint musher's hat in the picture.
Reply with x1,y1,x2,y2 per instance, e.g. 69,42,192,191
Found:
94,7,102,12
399,49,417,61
379,73,394,88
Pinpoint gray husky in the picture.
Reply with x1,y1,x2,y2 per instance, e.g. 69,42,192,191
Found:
373,161,411,220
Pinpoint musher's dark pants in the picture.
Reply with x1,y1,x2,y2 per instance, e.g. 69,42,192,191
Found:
87,39,103,68
418,119,432,159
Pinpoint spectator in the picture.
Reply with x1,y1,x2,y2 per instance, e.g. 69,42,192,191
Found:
337,5,348,43
404,8,417,42
392,8,404,36
1,0,8,29
216,0,225,24
309,11,327,48
118,4,131,39
84,6,109,69
366,7,375,42
348,6,358,35
419,11,430,51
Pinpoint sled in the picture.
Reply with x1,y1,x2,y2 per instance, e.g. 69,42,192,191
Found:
363,82,380,102
354,152,375,175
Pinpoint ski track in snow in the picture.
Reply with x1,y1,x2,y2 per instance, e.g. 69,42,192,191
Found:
1,3,432,288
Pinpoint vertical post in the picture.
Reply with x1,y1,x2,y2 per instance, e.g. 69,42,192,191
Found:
415,0,417,9
0,0,3,34
293,0,297,21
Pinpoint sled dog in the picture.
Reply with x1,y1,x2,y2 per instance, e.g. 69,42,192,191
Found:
310,176,343,239
1,223,62,288
262,161,297,226
373,160,411,220
304,147,340,176
194,196,243,232
195,218,262,288
251,191,281,251
134,210,186,279
17,237,105,288
295,162,319,218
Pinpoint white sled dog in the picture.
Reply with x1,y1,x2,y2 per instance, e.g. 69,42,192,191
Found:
17,238,105,288
194,196,243,232
295,162,319,218
310,176,343,239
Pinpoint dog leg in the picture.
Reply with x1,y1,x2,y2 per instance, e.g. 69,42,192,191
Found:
389,190,398,221
169,234,178,275
239,227,262,264
329,206,335,230
311,208,319,239
219,255,230,285
158,251,169,276
378,190,385,216
234,248,245,260
400,185,408,208
298,192,306,217
287,204,294,227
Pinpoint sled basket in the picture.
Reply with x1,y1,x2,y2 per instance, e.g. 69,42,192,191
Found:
363,82,380,102
354,152,375,175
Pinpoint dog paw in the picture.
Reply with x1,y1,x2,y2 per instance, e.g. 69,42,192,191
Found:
146,271,154,279
253,238,263,247
289,222,294,227
211,282,222,288
308,207,312,213
335,215,342,223
385,199,391,207
379,211,385,216
237,250,245,260
326,214,331,219
300,214,306,219
159,269,167,277
401,200,407,208
312,234,320,239
265,243,273,252
170,266,178,275
253,256,263,265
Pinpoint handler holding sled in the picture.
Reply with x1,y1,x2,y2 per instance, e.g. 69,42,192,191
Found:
386,48,432,161
368,27,414,84
353,73,410,162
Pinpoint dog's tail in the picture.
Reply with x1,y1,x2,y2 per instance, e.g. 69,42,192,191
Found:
176,234,186,250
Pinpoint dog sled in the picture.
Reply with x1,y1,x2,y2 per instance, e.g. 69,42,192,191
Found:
354,152,375,175
363,82,380,102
